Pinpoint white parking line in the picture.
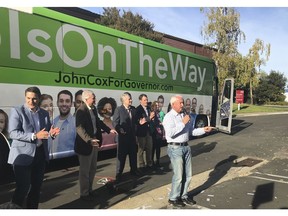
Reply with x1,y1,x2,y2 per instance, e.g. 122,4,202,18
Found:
253,171,288,179
249,172,288,184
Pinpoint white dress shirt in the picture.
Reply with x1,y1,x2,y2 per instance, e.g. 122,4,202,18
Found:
163,109,205,143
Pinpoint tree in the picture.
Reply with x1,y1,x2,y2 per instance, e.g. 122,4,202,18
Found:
245,39,270,104
201,8,271,104
95,7,163,43
200,7,246,90
254,70,287,104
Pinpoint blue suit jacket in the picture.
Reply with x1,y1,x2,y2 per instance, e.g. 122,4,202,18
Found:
8,105,51,166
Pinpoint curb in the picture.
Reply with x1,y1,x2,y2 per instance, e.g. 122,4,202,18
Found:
108,156,267,209
235,111,288,117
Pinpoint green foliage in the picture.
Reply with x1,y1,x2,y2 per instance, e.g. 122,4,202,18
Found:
201,8,271,104
254,70,287,104
244,39,271,104
95,7,163,43
201,8,245,53
200,7,245,90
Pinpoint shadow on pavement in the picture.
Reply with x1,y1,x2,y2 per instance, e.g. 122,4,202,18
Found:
189,155,238,197
54,174,148,209
230,119,253,135
191,141,217,157
252,182,274,209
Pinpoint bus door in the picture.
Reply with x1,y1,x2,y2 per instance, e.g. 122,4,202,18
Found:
216,78,234,134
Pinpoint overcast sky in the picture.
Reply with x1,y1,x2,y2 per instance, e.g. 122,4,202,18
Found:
83,7,288,82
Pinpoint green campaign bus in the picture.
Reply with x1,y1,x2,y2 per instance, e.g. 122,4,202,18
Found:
0,7,234,171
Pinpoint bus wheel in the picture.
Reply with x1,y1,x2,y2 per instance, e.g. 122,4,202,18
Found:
194,114,208,128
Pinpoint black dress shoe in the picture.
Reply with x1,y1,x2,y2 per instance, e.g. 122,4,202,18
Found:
115,176,122,184
155,161,161,167
80,195,94,201
130,170,141,176
89,191,98,198
139,167,147,173
146,165,154,171
181,197,196,206
168,199,186,207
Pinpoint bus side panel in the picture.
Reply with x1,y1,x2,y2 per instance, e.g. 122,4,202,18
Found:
0,8,217,163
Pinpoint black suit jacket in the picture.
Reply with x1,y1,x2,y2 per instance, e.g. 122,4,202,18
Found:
135,105,151,137
74,103,111,156
112,105,136,145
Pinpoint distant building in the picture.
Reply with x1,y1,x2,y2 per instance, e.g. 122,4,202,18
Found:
285,89,288,102
162,34,213,59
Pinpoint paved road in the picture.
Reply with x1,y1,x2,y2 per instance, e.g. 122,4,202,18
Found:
1,112,288,210
111,112,288,209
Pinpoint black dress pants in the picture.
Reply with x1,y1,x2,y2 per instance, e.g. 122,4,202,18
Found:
12,145,46,209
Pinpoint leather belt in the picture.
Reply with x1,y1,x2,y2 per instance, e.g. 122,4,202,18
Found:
168,142,188,146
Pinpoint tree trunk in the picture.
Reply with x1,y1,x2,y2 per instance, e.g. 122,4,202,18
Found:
249,80,253,105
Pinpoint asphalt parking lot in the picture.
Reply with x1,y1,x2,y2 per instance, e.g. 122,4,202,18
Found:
1,113,288,210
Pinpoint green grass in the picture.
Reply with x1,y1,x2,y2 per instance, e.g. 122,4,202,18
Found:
232,103,288,114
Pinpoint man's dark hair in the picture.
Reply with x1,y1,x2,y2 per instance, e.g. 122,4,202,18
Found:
57,90,73,102
157,95,164,101
25,86,41,98
75,89,83,98
138,94,147,100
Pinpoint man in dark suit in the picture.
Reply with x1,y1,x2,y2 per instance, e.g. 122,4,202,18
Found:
8,86,60,209
136,94,155,170
112,92,144,182
74,90,117,201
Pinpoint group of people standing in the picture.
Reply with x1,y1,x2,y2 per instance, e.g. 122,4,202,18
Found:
3,87,167,208
3,86,213,209
113,92,166,183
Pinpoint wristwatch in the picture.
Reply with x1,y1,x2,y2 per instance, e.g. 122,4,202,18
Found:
33,133,37,140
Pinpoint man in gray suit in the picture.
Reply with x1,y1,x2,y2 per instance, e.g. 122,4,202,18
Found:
113,92,145,182
74,90,117,201
8,86,60,209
